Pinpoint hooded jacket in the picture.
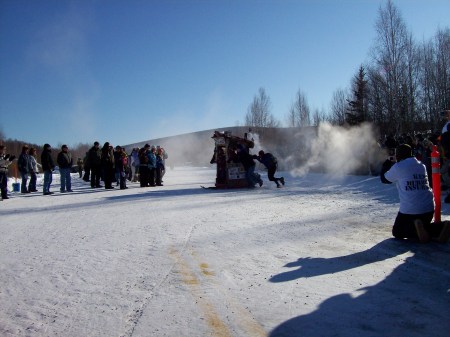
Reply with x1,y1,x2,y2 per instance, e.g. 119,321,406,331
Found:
41,146,55,172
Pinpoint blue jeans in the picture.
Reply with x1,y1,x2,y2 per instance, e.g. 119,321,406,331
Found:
246,165,260,187
20,171,28,193
28,172,37,191
59,168,72,191
43,170,53,193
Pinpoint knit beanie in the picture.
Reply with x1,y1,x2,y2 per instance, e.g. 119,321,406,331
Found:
396,144,413,162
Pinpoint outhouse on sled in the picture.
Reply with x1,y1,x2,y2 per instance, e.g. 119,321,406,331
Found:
210,130,255,188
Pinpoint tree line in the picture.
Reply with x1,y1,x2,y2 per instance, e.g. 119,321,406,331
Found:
0,127,91,177
1,1,448,168
245,0,449,137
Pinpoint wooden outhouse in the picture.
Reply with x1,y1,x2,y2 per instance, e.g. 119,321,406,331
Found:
210,130,255,188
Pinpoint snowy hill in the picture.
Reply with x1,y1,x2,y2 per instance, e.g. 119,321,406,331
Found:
1,167,449,337
123,123,387,175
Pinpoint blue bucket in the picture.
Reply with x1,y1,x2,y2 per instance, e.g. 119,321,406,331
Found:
12,182,20,192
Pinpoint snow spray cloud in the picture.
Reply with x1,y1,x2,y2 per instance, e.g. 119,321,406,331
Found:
289,122,383,177
246,131,262,152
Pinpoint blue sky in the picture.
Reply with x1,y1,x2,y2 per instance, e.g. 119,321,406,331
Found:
0,0,449,147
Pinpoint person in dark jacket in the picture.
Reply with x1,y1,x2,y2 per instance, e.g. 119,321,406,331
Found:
41,143,55,195
234,145,263,188
88,141,102,188
155,147,165,186
82,151,90,182
17,145,31,193
0,145,15,200
114,146,128,190
76,157,83,178
254,150,285,188
157,146,168,181
138,145,150,187
147,146,157,187
101,142,115,189
57,144,73,192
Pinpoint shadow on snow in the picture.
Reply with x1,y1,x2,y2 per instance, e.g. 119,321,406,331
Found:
269,239,450,337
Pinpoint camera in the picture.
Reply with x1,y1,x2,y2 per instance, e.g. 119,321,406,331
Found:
388,148,396,162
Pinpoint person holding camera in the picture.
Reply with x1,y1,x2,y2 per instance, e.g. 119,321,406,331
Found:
381,144,449,243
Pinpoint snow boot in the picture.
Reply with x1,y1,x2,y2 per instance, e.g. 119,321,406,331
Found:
445,194,450,204
414,219,430,243
438,221,450,243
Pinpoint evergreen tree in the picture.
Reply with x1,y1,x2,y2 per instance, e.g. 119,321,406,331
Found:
346,66,369,125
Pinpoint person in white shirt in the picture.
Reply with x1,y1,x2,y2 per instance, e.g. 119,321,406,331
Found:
381,144,449,243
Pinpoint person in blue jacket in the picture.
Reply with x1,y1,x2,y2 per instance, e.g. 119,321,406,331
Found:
147,146,157,187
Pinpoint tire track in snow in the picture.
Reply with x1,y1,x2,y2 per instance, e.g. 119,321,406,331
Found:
170,247,267,337
121,221,197,337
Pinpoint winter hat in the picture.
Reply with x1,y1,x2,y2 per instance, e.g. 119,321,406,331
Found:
44,144,51,149
396,144,413,162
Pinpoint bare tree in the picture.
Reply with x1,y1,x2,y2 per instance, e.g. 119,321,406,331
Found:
245,87,279,130
372,0,409,134
286,105,296,127
414,28,450,131
435,28,450,111
312,107,328,126
0,126,5,143
367,65,389,130
329,88,348,125
288,89,311,127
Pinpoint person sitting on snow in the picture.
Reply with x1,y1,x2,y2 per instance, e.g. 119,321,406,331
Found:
253,150,285,188
380,144,450,243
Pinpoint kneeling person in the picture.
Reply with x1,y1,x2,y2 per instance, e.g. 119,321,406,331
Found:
381,144,450,243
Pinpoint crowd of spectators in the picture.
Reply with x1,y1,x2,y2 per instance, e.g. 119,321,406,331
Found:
0,142,168,199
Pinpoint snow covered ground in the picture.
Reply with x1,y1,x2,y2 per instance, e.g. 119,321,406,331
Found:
1,167,449,337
